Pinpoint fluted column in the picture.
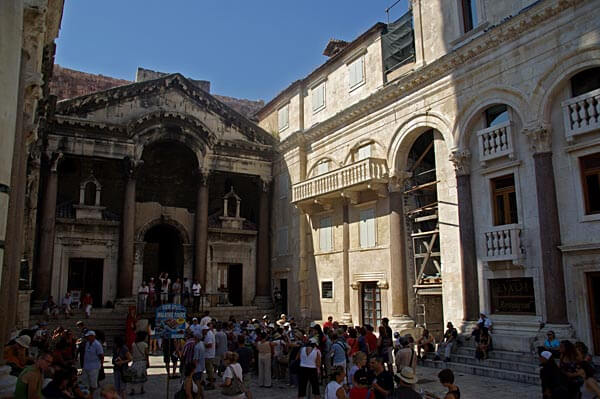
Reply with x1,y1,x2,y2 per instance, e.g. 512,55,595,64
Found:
450,150,480,321
524,125,568,324
255,178,271,303
35,152,62,300
118,158,140,298
194,170,209,288
341,201,352,323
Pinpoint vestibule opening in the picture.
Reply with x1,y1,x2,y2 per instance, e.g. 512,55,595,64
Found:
143,224,184,282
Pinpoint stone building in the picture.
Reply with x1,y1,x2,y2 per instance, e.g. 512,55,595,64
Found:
257,0,600,353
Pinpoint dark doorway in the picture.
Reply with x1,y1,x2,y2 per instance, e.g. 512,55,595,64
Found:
68,258,103,306
227,264,243,306
143,224,184,282
361,282,381,328
280,279,288,314
587,272,600,354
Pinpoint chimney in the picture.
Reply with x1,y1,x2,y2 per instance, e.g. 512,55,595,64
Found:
323,39,349,57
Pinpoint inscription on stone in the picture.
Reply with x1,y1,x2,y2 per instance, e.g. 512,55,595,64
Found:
490,277,536,315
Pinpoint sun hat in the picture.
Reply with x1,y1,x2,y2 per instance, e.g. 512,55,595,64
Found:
396,366,418,384
540,351,552,360
192,317,198,321
309,337,319,345
85,330,96,337
15,335,31,348
280,313,286,318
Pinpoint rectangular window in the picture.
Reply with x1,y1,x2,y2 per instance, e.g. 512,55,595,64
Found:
312,82,326,112
361,282,381,327
278,104,289,131
319,216,333,251
491,174,518,226
277,227,288,255
357,144,372,161
321,281,333,299
348,56,365,89
359,208,376,248
461,0,478,33
581,153,600,215
317,160,330,176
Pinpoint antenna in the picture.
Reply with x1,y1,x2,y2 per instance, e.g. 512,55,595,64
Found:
385,0,404,24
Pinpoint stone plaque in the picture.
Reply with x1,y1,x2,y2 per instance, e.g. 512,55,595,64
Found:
490,278,536,315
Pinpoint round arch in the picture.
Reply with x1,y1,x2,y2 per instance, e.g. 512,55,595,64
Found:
306,156,341,178
136,217,191,245
342,138,387,165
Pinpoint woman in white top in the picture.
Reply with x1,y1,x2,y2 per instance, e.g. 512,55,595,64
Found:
183,363,200,399
297,337,321,398
324,366,347,399
220,351,247,399
129,331,150,395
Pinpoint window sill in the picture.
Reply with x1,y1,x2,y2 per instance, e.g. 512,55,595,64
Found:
312,104,326,115
581,213,600,223
278,125,289,134
450,21,490,51
314,249,343,256
348,80,366,94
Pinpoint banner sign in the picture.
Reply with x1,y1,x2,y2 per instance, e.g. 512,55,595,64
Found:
155,304,187,338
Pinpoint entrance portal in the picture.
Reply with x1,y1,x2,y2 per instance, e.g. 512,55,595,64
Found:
227,264,243,306
68,258,103,306
588,272,600,354
143,224,184,283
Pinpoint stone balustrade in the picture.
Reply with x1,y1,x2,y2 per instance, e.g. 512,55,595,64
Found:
292,157,388,203
483,224,523,263
562,88,600,142
477,120,514,166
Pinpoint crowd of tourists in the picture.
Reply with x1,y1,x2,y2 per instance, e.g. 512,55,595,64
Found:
136,273,204,314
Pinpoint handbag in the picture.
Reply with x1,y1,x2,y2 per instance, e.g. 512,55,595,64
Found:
221,366,245,396
122,367,137,383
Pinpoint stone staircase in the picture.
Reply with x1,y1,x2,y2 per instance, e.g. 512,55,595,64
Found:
419,345,540,385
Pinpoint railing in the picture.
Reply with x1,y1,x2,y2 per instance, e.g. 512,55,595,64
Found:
477,120,514,166
292,157,388,203
483,224,523,263
562,88,600,142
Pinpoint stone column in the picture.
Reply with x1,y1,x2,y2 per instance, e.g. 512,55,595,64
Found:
388,176,414,329
255,178,272,308
449,150,480,321
341,201,352,324
524,125,568,324
35,152,62,300
118,158,140,298
298,210,309,318
194,170,209,288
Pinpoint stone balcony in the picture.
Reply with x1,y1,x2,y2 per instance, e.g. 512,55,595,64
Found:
562,88,600,142
476,120,514,166
482,224,524,265
292,157,389,204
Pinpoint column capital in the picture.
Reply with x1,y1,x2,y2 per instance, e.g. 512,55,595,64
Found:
47,152,63,173
523,123,552,154
196,168,210,186
259,176,272,192
123,156,144,179
449,149,471,176
388,170,412,192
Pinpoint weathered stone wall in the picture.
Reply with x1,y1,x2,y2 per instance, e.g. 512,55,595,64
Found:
50,64,131,100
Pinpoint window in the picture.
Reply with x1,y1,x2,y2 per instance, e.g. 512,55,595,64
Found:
312,82,326,112
348,56,365,89
319,216,333,251
321,281,333,299
485,104,509,127
357,144,372,161
491,174,518,226
278,104,289,131
581,153,600,215
84,182,96,206
277,227,288,255
461,0,478,33
571,67,600,97
316,160,330,176
359,208,376,248
361,282,381,327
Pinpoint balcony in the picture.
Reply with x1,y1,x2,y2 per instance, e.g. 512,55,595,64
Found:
292,157,389,203
562,88,600,142
482,224,524,265
476,120,514,166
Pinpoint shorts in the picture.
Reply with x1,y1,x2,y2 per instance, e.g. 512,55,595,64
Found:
82,368,99,389
192,371,204,383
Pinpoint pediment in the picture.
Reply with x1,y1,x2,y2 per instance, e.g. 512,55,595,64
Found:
54,73,276,147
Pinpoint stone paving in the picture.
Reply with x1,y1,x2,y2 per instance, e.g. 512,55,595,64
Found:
98,355,542,399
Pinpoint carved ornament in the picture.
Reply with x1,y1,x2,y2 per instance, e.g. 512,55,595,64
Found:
523,124,552,154
449,149,472,176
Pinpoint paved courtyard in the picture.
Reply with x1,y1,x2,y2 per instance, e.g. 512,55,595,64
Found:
99,355,542,399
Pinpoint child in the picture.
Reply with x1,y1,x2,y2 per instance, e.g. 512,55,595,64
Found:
101,384,121,399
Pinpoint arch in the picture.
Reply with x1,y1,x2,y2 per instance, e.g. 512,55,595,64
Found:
79,174,102,206
342,138,387,165
136,217,191,245
387,111,454,174
453,87,529,151
531,46,600,126
307,156,341,178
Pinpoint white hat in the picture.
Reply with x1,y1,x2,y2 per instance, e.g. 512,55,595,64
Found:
85,330,96,337
192,317,198,321
309,321,317,328
396,367,418,384
280,313,286,318
15,335,31,348
262,315,268,320
540,351,552,360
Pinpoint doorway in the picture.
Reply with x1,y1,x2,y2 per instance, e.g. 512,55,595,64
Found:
68,258,104,306
143,224,184,283
227,264,243,306
361,282,381,328
587,272,600,354
280,279,288,314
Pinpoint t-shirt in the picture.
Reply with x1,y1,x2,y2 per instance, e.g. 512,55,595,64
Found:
366,332,378,353
331,340,348,364
373,370,394,399
132,341,148,362
235,346,253,373
200,316,211,327
325,381,343,399
193,342,205,374
183,280,191,293
138,286,149,295
192,284,202,296
83,339,104,370
160,278,170,293
172,282,181,295
223,363,243,381
14,366,42,399
349,387,371,399
393,386,423,399
190,324,203,337
63,296,72,306
204,330,216,358
215,331,228,356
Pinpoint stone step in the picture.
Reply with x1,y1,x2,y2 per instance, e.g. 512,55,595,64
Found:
425,352,538,374
455,346,537,364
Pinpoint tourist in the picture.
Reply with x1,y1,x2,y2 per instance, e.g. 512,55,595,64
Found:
256,331,273,388
4,335,31,376
159,272,170,304
330,332,349,371
543,331,560,357
539,350,569,399
112,335,132,399
471,313,492,343
416,329,435,358
172,278,182,305
42,296,59,320
369,356,394,398
41,369,71,399
162,331,179,379
125,307,137,350
191,333,205,392
183,278,192,307
234,335,252,383
182,363,201,399
129,331,149,395
298,336,321,398
137,282,149,314
436,369,460,399
323,316,334,330
13,352,51,399
200,311,211,327
149,318,159,355
357,327,369,356
559,340,582,398
148,278,156,308
395,337,417,372
393,366,421,399
272,331,287,380
192,280,202,312
365,325,378,354
82,293,93,319
346,328,360,361
203,323,216,389
62,292,73,318
434,322,457,362
215,323,228,374
181,331,197,376
475,328,492,360
348,351,367,388
101,385,120,399
576,341,593,363
82,331,103,396
580,360,600,399
377,326,393,370
349,368,370,399
324,365,347,399
190,318,203,337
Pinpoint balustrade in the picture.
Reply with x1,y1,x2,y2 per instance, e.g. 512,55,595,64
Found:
483,224,523,263
562,88,600,141
476,120,514,166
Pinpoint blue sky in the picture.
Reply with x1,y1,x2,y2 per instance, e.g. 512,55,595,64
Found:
55,1,409,102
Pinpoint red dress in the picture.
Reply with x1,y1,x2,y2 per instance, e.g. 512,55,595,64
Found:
125,316,136,350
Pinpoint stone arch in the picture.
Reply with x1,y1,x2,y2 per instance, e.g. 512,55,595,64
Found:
136,217,191,245
531,46,600,125
387,111,454,174
453,87,529,151
342,138,387,165
307,156,341,178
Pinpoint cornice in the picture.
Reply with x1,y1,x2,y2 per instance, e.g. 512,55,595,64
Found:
52,115,128,137
278,0,584,153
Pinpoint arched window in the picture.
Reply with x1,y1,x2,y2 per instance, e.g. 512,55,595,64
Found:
84,182,96,206
485,104,509,127
571,67,600,97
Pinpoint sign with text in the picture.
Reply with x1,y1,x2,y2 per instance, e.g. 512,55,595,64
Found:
155,304,187,338
490,278,536,315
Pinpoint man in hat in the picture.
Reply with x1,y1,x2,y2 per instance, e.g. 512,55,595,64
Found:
14,352,53,399
539,350,569,398
4,335,32,375
190,317,202,337
82,330,104,397
277,313,287,326
394,366,422,398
